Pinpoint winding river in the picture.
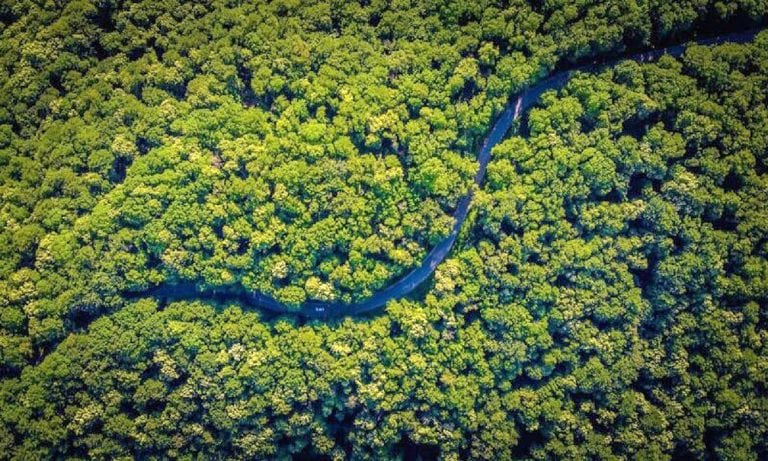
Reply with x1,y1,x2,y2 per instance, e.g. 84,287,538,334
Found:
135,29,761,319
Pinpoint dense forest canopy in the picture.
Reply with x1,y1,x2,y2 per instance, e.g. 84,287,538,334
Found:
1,0,767,459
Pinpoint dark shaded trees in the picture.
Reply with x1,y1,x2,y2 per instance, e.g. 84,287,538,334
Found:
1,1,767,460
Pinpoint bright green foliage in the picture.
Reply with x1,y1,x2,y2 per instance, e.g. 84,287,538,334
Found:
1,0,768,459
5,0,761,364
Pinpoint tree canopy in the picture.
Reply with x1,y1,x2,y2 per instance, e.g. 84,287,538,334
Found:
1,0,767,459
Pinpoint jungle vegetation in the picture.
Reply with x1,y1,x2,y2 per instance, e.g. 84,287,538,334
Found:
0,0,767,459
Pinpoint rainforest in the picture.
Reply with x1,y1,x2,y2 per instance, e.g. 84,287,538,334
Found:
1,0,767,459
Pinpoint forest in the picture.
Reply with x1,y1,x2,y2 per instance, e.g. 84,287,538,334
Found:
1,0,767,459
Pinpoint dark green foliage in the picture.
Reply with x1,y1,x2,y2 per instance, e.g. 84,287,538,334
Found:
1,0,768,459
